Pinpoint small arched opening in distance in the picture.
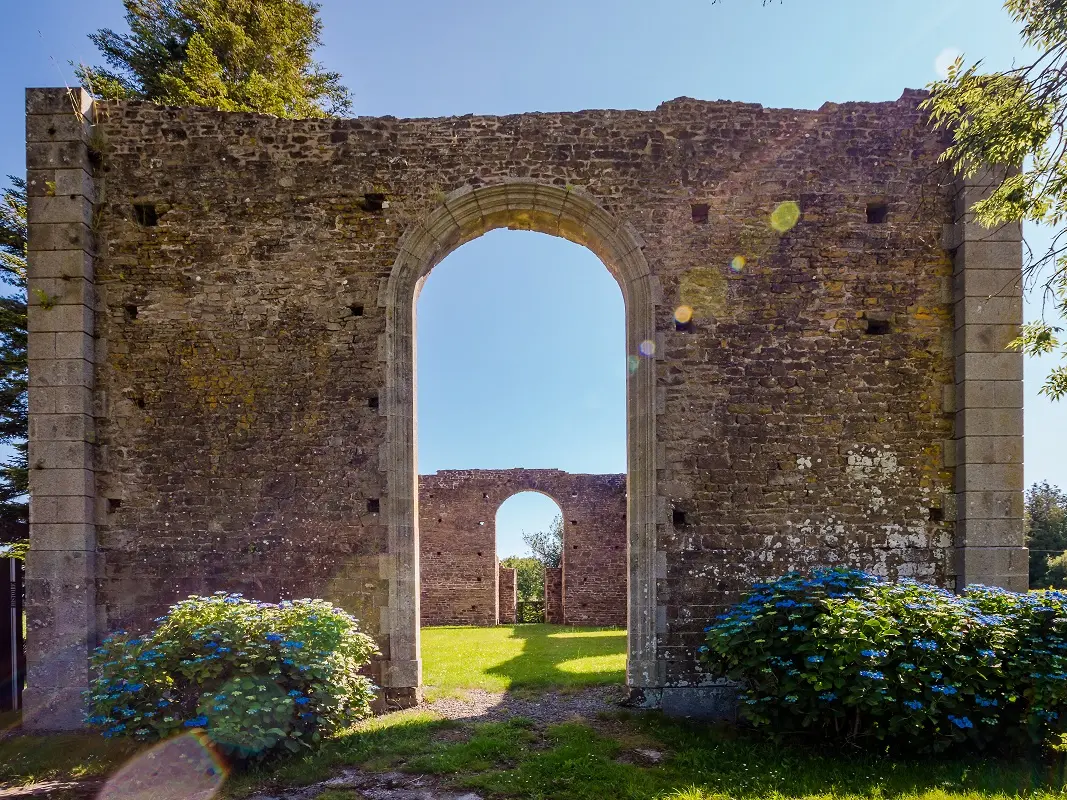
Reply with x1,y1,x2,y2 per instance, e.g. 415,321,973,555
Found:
496,491,563,623
382,182,659,704
496,491,563,564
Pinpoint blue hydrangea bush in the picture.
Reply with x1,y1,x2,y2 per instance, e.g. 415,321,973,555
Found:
701,569,1067,752
86,593,380,760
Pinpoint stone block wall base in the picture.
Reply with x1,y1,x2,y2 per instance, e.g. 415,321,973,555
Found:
954,545,1029,592
20,686,87,731
627,686,739,721
382,686,422,712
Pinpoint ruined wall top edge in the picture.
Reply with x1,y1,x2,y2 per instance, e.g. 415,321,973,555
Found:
29,87,934,127
420,469,625,480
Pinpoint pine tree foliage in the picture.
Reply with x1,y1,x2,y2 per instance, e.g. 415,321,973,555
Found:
925,1,1067,399
0,178,27,526
77,0,351,118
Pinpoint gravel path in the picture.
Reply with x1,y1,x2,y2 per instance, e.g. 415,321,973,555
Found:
423,684,629,725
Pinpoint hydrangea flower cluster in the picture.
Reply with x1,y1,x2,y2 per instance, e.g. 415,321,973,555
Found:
700,568,1067,753
86,592,380,761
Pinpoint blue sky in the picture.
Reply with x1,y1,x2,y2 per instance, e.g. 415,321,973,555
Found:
2,0,1062,558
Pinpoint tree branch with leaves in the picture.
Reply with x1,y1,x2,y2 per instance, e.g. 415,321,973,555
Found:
522,514,563,569
924,0,1067,399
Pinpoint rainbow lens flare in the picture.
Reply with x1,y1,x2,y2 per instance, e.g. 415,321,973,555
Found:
98,731,228,800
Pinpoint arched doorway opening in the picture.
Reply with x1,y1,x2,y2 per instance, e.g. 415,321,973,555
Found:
497,491,563,624
415,230,625,478
382,182,660,704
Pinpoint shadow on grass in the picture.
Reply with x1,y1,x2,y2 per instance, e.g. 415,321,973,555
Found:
420,623,627,699
4,625,1065,800
0,713,141,788
233,627,1067,797
483,624,626,693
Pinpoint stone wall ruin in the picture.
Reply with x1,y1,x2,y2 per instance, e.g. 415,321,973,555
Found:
419,469,627,627
22,87,1026,727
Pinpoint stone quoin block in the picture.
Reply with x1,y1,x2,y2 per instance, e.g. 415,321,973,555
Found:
956,517,1026,548
956,435,1024,466
955,379,1024,411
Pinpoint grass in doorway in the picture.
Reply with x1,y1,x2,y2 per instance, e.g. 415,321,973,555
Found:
421,623,626,699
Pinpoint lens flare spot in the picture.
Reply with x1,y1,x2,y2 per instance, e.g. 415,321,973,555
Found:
674,305,694,324
638,340,656,358
935,47,962,79
770,201,801,233
99,731,227,800
626,355,640,374
729,256,746,273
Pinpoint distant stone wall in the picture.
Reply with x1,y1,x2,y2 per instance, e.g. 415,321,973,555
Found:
498,567,516,624
545,568,564,625
418,469,626,626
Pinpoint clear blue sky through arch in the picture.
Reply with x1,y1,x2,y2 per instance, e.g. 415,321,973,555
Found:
1,0,1064,522
416,230,625,557
496,492,563,561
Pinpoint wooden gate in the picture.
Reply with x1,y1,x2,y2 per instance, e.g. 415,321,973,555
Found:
1,557,25,712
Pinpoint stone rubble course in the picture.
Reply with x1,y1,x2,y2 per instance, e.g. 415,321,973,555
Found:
22,86,1026,728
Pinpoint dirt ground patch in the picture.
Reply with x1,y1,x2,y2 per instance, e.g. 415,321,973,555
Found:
422,684,627,725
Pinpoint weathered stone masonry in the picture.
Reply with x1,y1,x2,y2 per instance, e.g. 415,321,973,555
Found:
419,469,627,627
23,86,1025,728
498,566,516,625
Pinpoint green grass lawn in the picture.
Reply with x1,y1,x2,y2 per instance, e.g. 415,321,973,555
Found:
228,709,1067,800
4,625,1067,800
421,624,626,699
0,728,140,787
